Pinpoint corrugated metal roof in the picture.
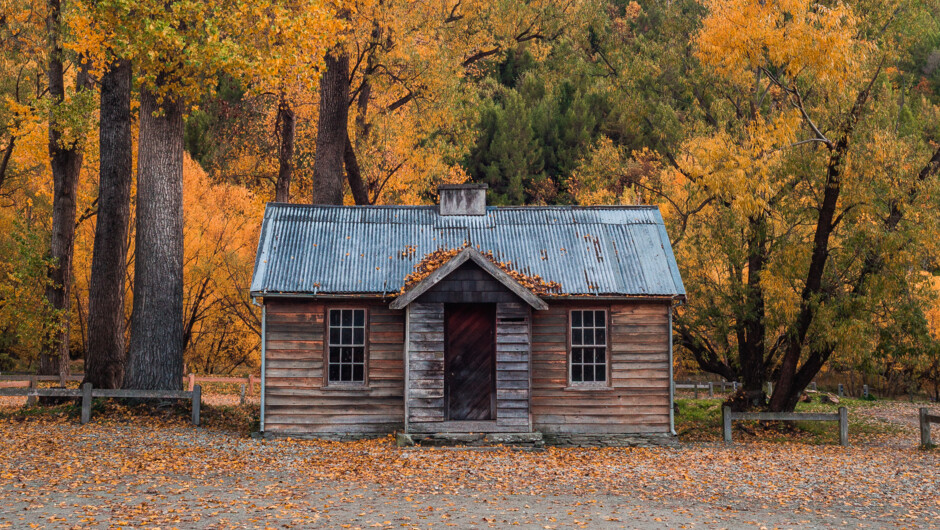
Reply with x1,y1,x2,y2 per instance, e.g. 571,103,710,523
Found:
250,204,686,298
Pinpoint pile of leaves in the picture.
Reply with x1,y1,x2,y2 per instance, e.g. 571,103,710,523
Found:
401,246,562,296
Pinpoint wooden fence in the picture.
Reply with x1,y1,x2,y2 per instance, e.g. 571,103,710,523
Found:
1,373,258,395
674,382,716,398
920,408,940,447
674,380,825,399
185,373,258,395
722,405,849,446
0,384,201,425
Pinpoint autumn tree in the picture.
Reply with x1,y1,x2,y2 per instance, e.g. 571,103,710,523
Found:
84,59,132,389
310,0,585,206
39,0,96,379
671,0,940,410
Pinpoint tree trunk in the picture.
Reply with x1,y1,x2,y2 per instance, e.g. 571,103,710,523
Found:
126,85,185,390
344,136,369,204
768,76,878,412
345,27,379,205
0,135,15,192
274,95,295,203
84,60,132,389
39,0,87,380
737,214,769,406
312,51,350,205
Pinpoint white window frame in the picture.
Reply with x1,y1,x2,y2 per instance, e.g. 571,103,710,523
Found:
326,308,368,385
568,308,610,386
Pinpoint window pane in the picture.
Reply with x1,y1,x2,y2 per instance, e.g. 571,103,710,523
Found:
341,328,352,344
329,347,340,363
572,348,582,364
572,328,582,345
596,328,605,345
330,310,341,326
585,330,595,346
354,310,364,326
329,364,340,381
572,311,582,327
595,311,605,326
597,347,607,364
353,364,364,382
572,365,583,382
353,348,364,363
583,311,593,326
595,365,606,382
342,310,353,326
341,364,352,381
329,328,340,345
341,348,352,362
582,365,594,382
353,328,364,345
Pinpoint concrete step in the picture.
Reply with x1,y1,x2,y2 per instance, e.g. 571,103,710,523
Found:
397,431,544,448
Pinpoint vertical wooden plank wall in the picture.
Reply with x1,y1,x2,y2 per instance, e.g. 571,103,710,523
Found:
530,301,671,434
495,302,531,431
405,302,445,425
263,299,405,435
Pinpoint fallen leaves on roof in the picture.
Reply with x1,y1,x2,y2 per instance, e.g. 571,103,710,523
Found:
401,246,562,295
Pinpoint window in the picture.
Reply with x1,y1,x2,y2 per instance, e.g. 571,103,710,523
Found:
570,309,607,384
327,309,366,383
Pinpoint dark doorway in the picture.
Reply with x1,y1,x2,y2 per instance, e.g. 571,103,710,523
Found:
444,304,496,421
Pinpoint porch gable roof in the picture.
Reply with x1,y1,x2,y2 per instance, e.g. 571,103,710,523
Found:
389,247,549,311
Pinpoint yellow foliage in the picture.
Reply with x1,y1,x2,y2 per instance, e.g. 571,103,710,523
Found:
696,0,868,91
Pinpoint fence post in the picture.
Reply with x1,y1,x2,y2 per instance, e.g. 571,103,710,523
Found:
240,384,246,406
809,382,817,391
708,382,714,398
722,406,732,443
732,381,738,392
81,383,93,425
26,376,37,406
248,375,256,396
921,408,932,447
192,384,201,426
863,385,869,399
838,383,844,397
838,407,848,447
188,373,195,392
694,383,699,400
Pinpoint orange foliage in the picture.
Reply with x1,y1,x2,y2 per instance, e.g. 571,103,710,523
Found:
402,246,562,296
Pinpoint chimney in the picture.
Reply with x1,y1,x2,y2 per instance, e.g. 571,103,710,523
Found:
438,184,488,216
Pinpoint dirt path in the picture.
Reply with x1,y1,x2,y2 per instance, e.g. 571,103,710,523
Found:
1,409,938,529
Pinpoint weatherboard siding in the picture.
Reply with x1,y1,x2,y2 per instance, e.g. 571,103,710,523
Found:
263,299,405,434
530,301,672,434
263,297,670,436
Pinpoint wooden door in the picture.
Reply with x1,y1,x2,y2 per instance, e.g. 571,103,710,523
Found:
444,304,496,421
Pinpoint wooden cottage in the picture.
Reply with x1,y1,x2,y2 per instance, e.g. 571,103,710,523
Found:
250,184,686,446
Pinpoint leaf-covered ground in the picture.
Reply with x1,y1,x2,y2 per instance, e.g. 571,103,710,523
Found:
0,399,937,529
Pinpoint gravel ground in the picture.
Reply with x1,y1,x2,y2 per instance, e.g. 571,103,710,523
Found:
0,401,938,529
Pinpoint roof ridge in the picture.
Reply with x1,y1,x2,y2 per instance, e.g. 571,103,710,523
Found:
265,203,661,210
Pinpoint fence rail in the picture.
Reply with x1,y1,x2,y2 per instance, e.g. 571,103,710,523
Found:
0,375,84,382
920,408,940,447
673,380,830,399
0,373,257,392
722,405,848,446
0,384,201,425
